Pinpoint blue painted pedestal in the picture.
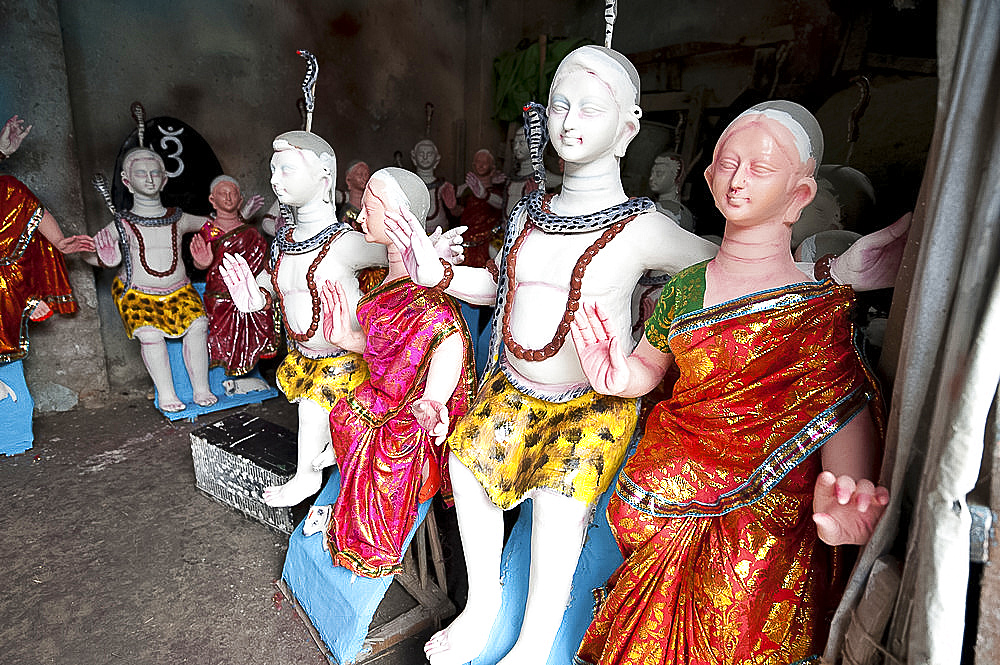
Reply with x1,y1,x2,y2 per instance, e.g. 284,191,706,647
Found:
469,486,624,665
0,360,34,456
156,283,280,421
281,470,449,664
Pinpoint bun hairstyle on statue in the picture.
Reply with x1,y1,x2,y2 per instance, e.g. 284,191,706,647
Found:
718,100,824,177
369,167,431,225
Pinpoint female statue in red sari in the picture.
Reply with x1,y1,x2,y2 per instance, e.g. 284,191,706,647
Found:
571,101,890,665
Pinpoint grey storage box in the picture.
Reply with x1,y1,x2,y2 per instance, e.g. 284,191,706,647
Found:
190,412,299,533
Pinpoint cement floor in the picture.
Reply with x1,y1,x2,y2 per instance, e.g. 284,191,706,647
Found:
0,395,443,665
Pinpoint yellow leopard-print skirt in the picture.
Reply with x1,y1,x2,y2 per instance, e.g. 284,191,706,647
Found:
449,369,639,509
112,278,206,339
276,347,368,412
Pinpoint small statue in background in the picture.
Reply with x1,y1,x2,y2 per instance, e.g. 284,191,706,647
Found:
648,151,694,232
336,160,370,231
319,166,476,577
452,149,504,268
410,138,458,233
86,146,217,412
502,126,539,221
189,175,278,380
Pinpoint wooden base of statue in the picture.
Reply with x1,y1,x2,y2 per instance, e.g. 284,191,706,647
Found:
279,470,454,664
0,360,34,456
189,412,302,533
470,475,626,665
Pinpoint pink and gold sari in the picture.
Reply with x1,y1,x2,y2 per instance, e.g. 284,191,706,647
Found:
326,278,476,577
577,268,882,665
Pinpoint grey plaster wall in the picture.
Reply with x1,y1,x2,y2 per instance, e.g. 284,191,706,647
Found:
0,0,108,410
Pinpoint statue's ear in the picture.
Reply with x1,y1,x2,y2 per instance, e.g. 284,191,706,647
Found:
121,170,132,191
614,116,640,159
785,176,818,224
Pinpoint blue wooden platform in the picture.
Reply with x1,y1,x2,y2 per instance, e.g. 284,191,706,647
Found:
0,360,34,456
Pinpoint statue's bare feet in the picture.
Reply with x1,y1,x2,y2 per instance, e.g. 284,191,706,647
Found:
424,594,501,665
263,475,321,507
159,397,186,413
193,391,218,407
311,443,336,471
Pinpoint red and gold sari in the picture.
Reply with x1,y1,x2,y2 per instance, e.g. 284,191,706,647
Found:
198,220,280,375
0,176,76,363
577,262,882,665
326,278,477,577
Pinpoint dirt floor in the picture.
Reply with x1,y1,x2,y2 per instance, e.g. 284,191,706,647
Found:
0,395,451,665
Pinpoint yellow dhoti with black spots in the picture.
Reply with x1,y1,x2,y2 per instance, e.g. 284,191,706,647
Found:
111,278,206,339
276,347,368,412
449,368,639,509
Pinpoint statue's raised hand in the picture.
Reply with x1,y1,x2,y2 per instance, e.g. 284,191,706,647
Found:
813,471,890,545
0,115,32,156
189,233,213,269
570,302,631,395
219,252,267,312
94,227,121,267
431,225,466,265
466,172,486,199
319,279,363,352
241,194,265,219
831,212,911,291
440,181,457,210
384,207,446,287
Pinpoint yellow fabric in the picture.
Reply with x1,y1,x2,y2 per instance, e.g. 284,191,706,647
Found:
449,369,638,509
111,278,206,339
276,347,368,412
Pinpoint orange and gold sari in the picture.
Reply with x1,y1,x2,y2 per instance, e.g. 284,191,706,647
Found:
576,262,882,665
0,176,76,363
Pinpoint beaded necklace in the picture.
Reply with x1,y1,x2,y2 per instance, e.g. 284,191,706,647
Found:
121,207,182,278
500,213,637,361
270,226,346,343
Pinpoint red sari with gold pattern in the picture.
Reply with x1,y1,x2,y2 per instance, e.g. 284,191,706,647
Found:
326,277,477,577
0,176,76,363
576,261,882,665
198,219,279,375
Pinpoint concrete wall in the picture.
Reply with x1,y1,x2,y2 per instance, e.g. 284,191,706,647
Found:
0,0,108,410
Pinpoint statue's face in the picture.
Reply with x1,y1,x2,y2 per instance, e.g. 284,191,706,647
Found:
357,177,394,244
270,148,328,206
472,151,494,177
345,162,371,192
649,157,680,194
123,153,167,197
412,143,439,170
706,119,803,226
209,181,242,215
547,70,626,165
511,129,530,162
